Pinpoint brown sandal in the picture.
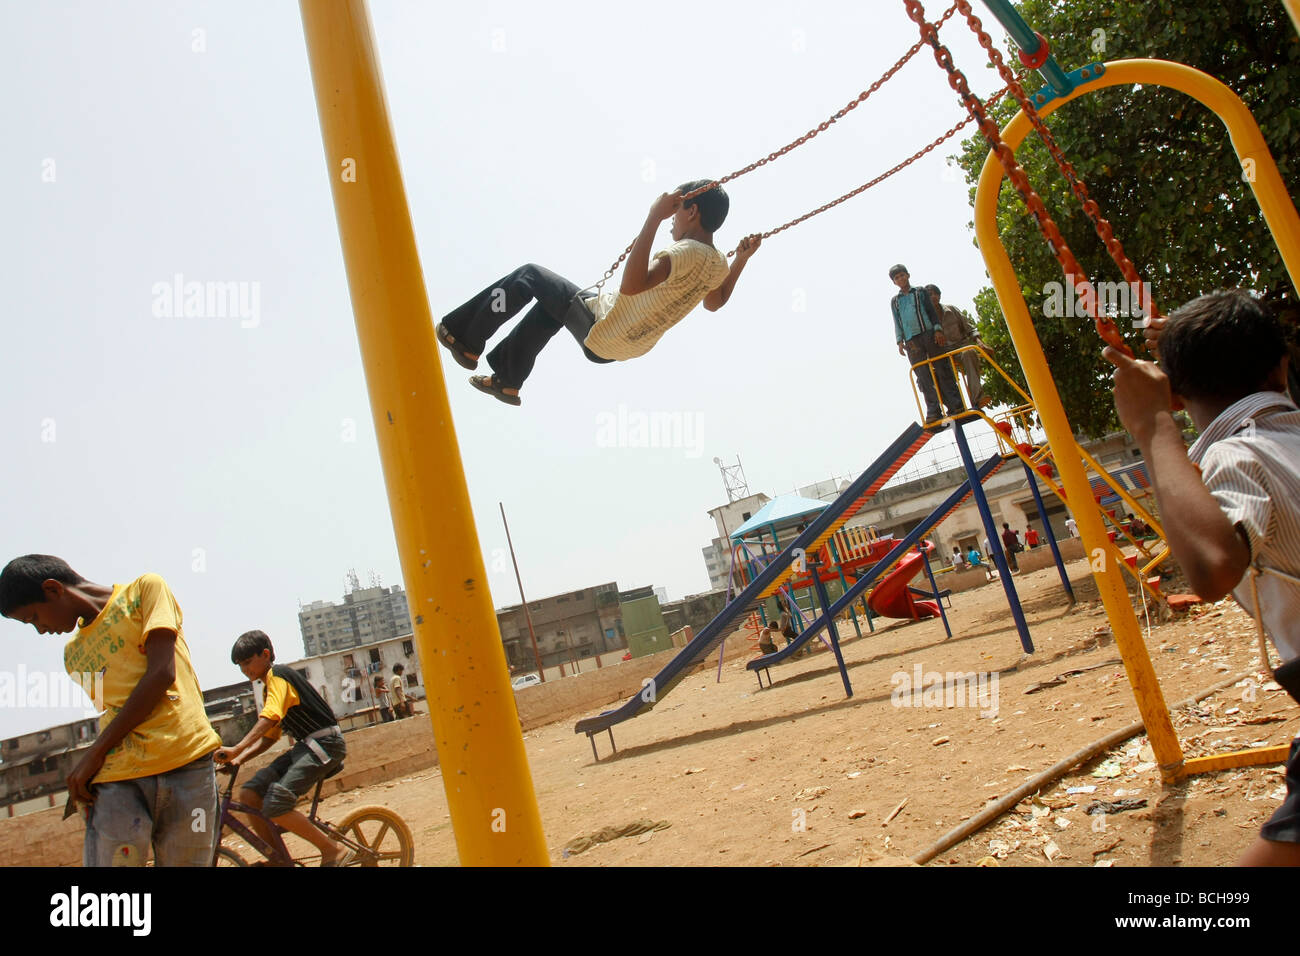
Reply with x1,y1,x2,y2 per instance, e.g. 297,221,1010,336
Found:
469,374,521,406
436,323,479,371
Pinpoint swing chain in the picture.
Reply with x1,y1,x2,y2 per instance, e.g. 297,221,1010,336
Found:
903,0,1154,356
953,0,1160,328
751,82,1015,250
589,1,964,293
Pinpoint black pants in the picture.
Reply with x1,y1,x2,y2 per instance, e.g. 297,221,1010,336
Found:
440,263,614,388
904,331,965,421
1003,541,1020,572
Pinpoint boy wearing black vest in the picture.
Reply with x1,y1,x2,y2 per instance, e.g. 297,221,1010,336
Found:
215,629,353,866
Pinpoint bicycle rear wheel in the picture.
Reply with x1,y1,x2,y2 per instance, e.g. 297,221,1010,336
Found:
336,806,414,866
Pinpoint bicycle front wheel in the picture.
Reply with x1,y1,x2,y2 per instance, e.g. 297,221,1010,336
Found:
337,806,414,866
215,845,248,867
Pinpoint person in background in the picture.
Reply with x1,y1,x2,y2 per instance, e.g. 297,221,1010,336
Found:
390,663,411,719
926,283,990,408
889,264,965,431
373,675,394,723
1001,522,1022,572
966,547,995,581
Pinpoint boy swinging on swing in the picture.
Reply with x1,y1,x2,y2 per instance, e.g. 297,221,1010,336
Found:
436,181,761,405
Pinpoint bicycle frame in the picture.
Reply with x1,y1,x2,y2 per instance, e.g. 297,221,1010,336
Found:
212,764,363,867
213,765,297,866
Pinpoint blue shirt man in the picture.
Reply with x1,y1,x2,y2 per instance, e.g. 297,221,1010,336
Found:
893,283,939,344
888,263,965,430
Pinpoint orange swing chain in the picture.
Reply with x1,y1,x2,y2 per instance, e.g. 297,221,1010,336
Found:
759,83,1016,246
903,0,1159,356
589,1,965,290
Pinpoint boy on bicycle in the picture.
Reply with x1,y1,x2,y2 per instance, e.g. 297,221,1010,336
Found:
215,630,353,866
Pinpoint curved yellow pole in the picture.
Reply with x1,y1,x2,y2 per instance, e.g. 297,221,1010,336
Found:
300,0,548,865
1284,0,1300,37
976,59,1300,781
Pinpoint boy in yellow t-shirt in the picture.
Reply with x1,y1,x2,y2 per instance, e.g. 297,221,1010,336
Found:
0,554,222,866
215,630,353,866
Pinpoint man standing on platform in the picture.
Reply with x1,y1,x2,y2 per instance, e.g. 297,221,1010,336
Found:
889,264,965,431
926,284,990,408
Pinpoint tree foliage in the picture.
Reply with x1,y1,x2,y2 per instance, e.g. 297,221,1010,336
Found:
950,0,1300,437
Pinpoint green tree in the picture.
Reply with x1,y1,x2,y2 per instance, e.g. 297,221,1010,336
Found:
949,0,1299,437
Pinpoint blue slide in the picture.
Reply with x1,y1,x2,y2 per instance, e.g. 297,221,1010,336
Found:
747,452,1004,682
573,423,930,758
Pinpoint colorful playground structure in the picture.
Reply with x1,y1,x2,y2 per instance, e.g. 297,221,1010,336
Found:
300,0,1300,863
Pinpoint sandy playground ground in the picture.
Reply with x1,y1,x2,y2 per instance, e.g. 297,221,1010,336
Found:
262,555,1298,867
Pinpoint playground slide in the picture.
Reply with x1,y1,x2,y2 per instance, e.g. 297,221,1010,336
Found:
574,423,933,746
865,550,940,620
747,452,1004,673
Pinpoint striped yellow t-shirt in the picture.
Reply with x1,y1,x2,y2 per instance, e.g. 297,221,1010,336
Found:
584,239,729,361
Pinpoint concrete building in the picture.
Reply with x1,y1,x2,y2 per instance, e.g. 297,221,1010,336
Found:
661,589,729,638
298,583,413,657
796,476,851,503
700,430,1151,583
293,633,424,721
497,581,625,674
702,540,733,593
621,585,671,658
1,682,264,816
707,492,771,542
703,491,776,592
0,718,98,814
852,430,1151,561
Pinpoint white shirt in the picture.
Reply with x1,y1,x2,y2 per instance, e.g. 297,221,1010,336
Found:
583,239,729,361
1189,391,1300,662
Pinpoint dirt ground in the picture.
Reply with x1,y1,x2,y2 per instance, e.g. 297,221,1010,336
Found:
294,556,1297,867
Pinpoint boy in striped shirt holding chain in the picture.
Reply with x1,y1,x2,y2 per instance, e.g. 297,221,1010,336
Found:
1106,289,1300,866
435,182,760,405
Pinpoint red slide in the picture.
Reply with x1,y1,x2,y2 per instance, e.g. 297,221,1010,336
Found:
865,550,941,620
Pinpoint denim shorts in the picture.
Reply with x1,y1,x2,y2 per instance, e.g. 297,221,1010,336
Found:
243,733,345,818
83,752,219,867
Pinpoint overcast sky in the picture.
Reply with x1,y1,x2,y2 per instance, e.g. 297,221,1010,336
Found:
1,0,1020,737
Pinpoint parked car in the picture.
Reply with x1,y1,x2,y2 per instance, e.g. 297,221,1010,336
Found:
511,674,541,690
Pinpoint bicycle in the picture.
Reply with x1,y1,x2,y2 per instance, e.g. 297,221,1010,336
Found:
213,762,414,867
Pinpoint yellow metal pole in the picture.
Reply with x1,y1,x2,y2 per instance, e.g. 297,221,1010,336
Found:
975,58,1300,782
1183,745,1290,775
299,0,549,865
1284,0,1300,37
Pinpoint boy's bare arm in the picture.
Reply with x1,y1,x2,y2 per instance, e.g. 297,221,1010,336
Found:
620,192,680,296
703,235,761,312
1105,346,1250,599
215,717,280,765
66,629,179,802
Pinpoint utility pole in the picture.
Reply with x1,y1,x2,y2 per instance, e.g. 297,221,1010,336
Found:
500,502,545,682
